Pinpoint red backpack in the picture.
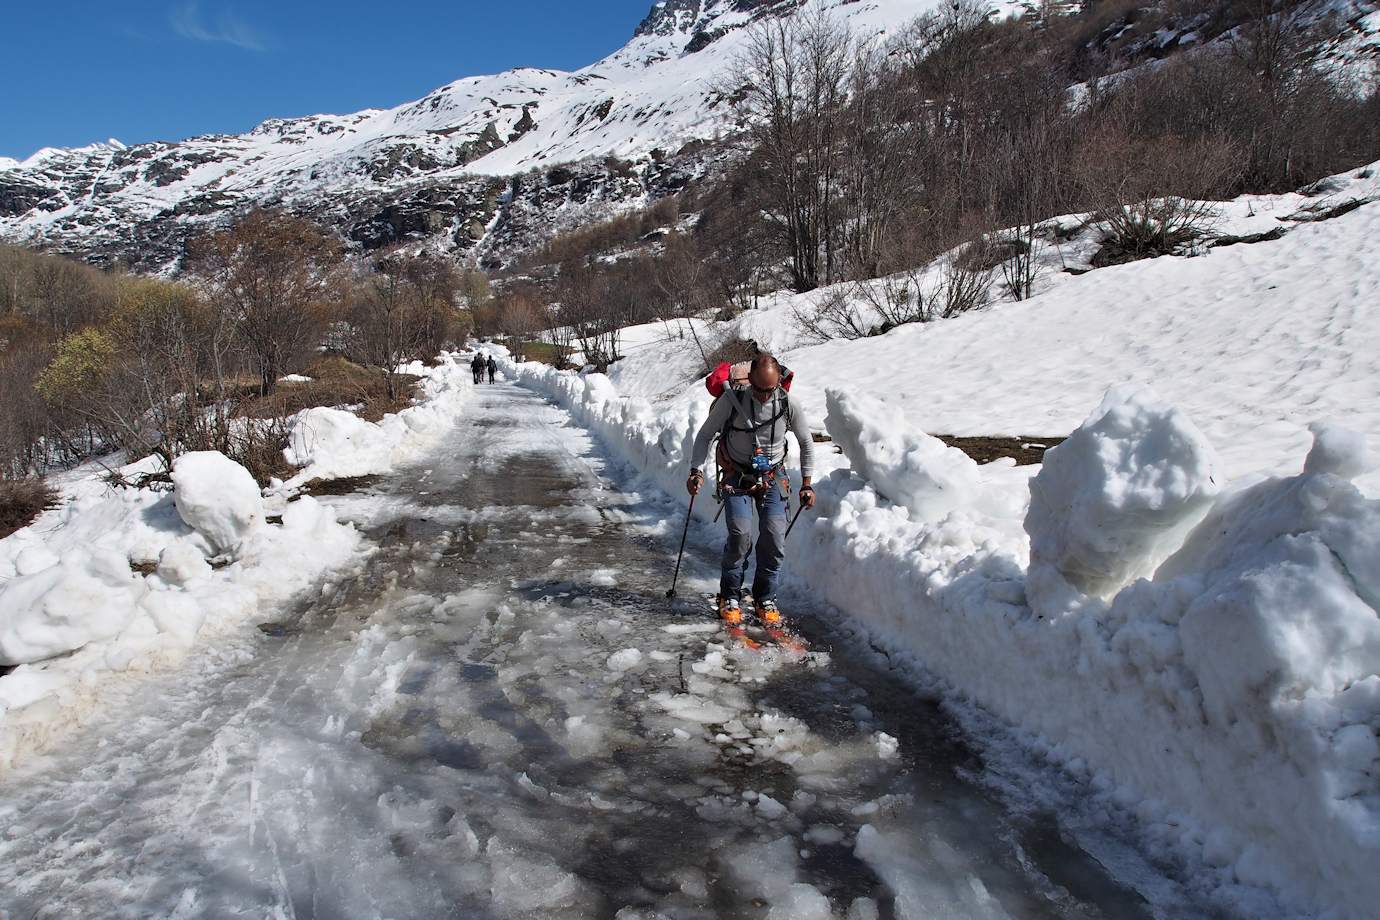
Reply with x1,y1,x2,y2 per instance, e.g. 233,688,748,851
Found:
705,360,793,398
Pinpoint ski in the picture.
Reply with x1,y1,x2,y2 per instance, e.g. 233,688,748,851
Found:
755,609,809,654
725,624,766,650
761,623,809,655
747,598,810,654
708,596,807,653
711,595,767,649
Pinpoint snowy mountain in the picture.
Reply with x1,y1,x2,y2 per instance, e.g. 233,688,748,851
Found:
0,0,943,272
5,0,1373,273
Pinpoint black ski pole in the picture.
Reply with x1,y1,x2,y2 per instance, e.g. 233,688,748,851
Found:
784,503,806,540
665,493,696,599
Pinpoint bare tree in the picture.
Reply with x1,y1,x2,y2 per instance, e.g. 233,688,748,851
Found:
958,51,1077,300
731,6,852,291
652,234,719,371
556,261,626,371
839,37,924,279
495,289,546,359
188,209,342,396
350,249,458,400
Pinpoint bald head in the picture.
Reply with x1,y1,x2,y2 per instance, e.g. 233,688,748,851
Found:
749,353,781,396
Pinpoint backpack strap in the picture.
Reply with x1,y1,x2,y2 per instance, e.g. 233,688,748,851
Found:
719,389,791,470
723,388,789,433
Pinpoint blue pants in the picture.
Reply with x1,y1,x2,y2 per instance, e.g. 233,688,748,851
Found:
720,482,787,603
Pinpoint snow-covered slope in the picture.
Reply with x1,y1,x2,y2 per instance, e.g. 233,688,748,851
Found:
611,163,1380,495
493,162,1380,919
0,0,942,271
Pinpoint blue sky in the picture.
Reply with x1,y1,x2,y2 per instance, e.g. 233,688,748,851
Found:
1,1,656,160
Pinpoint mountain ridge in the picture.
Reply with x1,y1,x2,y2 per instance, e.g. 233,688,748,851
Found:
0,0,940,272
4,0,1373,273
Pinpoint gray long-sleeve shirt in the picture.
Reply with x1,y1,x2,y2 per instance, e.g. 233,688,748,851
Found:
690,388,815,479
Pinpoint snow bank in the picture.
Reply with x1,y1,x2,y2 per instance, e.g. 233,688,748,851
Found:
1025,385,1222,603
0,453,359,768
499,350,1380,918
824,387,1020,522
172,451,265,555
0,547,144,666
0,353,475,771
282,352,472,488
286,407,396,480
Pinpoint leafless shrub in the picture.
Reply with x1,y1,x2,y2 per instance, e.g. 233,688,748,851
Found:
223,417,296,487
553,258,662,371
1094,197,1220,266
854,242,996,332
1078,127,1231,266
792,287,875,341
0,477,59,539
187,209,344,397
702,335,759,372
857,271,931,330
939,251,996,318
997,229,1044,301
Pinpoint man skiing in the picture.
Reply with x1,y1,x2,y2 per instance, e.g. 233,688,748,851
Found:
686,353,815,627
487,354,498,384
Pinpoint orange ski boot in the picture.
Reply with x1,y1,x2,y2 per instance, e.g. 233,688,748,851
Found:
718,596,761,648
758,599,808,654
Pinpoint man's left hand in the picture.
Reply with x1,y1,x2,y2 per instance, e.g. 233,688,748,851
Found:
799,484,816,510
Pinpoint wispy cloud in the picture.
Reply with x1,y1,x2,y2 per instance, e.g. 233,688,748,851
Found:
169,1,268,52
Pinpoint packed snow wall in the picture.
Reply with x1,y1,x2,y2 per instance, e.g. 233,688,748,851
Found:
499,356,1380,919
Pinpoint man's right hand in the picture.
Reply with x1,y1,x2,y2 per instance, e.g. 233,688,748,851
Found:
687,469,704,495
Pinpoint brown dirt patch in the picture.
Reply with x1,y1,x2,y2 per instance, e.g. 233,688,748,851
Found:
299,474,382,497
938,435,1065,466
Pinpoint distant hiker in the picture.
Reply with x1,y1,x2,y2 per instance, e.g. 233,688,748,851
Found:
471,352,485,385
687,353,815,627
487,355,497,384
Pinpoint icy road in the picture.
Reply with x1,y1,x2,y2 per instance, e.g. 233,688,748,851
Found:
1,386,1173,919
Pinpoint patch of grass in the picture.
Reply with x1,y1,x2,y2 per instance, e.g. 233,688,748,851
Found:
0,478,60,539
517,341,571,367
234,357,419,421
